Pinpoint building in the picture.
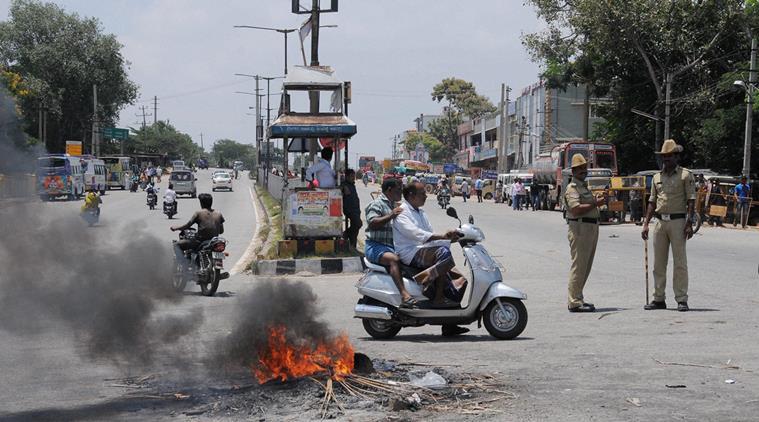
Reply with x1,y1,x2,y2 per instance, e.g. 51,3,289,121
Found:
506,81,607,169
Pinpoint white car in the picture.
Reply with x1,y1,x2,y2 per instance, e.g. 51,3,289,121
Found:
212,172,233,191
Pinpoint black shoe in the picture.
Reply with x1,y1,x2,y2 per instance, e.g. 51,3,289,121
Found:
677,302,689,312
441,325,469,337
568,304,595,313
583,302,595,310
644,301,667,310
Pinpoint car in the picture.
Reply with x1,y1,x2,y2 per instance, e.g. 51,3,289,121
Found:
212,172,233,191
212,170,228,178
170,170,197,197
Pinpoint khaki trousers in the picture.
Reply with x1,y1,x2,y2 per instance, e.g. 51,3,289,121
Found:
567,221,598,308
652,219,689,303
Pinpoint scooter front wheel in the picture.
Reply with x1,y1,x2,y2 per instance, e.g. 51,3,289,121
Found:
483,298,527,340
362,319,401,339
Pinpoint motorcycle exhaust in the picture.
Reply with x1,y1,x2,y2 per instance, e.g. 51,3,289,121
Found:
354,304,392,320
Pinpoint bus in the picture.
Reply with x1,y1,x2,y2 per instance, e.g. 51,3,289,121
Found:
36,154,85,201
102,156,131,190
79,156,107,194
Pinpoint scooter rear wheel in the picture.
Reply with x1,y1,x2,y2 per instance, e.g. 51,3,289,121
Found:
362,319,401,339
483,298,527,340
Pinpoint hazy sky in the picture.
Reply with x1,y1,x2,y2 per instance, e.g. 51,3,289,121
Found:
0,0,544,166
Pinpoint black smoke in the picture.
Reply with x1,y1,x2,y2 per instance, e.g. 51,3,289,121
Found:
214,279,336,372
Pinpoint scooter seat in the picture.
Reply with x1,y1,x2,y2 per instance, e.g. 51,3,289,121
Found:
363,258,387,273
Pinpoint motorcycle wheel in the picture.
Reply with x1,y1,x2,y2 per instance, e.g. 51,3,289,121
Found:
362,319,401,340
172,258,189,292
483,298,527,340
200,268,220,296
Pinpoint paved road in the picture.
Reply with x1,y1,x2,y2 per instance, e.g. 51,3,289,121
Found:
1,178,758,421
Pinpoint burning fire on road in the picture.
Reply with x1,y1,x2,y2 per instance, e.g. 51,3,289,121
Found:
252,325,354,384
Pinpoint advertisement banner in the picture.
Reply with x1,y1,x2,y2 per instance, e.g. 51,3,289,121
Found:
285,189,344,238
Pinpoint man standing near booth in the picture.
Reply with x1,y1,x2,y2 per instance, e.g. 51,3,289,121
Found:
306,147,336,188
341,169,362,249
641,139,696,312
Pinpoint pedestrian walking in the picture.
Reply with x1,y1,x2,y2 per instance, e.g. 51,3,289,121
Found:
460,179,469,202
495,180,503,203
530,184,541,211
341,169,362,249
564,154,604,313
630,180,643,225
733,176,751,228
512,178,525,210
641,139,696,312
475,177,484,203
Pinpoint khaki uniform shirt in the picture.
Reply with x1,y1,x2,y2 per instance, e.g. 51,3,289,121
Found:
564,180,600,219
649,166,696,214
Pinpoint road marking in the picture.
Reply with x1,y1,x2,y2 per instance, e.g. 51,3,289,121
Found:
229,185,263,275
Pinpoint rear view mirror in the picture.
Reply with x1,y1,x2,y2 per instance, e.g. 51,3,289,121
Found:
468,215,475,224
446,207,458,219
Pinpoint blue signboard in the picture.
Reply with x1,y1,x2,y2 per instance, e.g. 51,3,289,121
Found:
443,163,457,174
482,170,498,180
269,124,357,138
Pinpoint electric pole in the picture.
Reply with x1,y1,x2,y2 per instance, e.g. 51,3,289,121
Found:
742,37,758,178
200,132,204,152
307,0,322,162
92,84,98,156
664,72,672,140
153,96,158,124
136,106,152,130
499,83,511,173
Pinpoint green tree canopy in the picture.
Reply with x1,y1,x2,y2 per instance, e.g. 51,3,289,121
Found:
0,0,138,153
524,0,759,174
212,139,256,169
402,131,447,163
126,121,201,162
431,77,496,119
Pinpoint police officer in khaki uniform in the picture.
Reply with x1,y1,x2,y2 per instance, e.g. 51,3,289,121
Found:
641,139,696,312
564,154,606,313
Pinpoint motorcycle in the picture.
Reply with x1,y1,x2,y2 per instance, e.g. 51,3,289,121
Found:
354,207,528,340
437,188,451,209
146,190,158,210
172,228,229,296
81,207,99,226
163,201,177,219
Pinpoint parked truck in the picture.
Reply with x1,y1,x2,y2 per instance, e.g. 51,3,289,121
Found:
529,142,618,210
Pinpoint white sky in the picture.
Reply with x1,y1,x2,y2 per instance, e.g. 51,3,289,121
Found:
0,0,544,167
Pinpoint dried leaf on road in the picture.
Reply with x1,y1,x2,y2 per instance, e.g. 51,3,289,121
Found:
626,397,641,407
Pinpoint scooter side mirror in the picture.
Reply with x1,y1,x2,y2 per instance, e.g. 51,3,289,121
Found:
468,215,474,224
446,207,458,219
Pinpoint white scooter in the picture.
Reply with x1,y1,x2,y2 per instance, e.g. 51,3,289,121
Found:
355,207,528,340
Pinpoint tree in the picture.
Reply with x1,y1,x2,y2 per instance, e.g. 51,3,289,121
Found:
402,131,447,163
212,139,256,169
524,0,758,173
127,121,202,162
0,0,138,153
426,111,462,161
431,77,496,119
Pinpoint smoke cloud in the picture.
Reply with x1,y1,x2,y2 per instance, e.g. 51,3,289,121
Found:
214,279,336,372
0,203,202,368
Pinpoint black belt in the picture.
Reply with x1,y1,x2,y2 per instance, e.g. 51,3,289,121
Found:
567,217,599,224
655,213,686,220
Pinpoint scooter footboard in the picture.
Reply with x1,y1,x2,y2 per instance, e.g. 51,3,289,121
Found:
478,282,527,311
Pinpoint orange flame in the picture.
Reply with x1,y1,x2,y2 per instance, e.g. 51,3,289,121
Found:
252,325,354,384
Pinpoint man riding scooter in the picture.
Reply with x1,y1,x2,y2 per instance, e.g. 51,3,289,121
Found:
364,178,415,308
393,181,469,336
163,183,178,217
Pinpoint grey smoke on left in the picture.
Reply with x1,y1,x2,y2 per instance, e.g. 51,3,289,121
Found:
0,87,202,369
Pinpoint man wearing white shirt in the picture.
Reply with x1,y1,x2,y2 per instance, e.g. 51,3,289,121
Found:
393,181,468,336
305,147,336,188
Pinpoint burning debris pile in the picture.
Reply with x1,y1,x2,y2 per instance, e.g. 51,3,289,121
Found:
202,280,516,418
253,325,354,383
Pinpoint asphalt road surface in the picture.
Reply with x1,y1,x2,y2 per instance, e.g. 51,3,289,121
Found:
1,176,758,421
